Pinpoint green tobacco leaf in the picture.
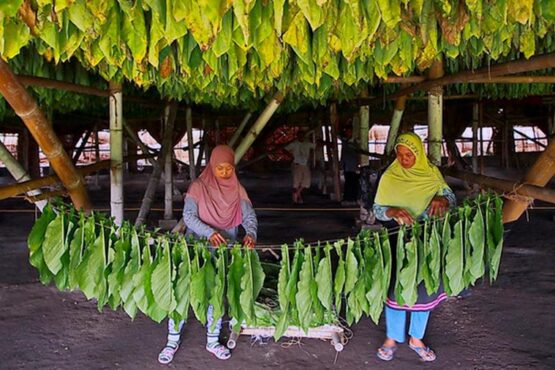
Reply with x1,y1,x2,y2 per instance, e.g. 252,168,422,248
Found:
394,226,406,305
296,246,314,332
171,238,191,324
28,204,56,284
132,237,153,315
426,220,441,295
344,238,358,294
445,216,465,296
42,212,66,275
240,249,265,325
315,243,333,311
121,228,140,319
190,246,214,325
398,235,418,307
379,230,392,300
227,245,244,332
468,204,485,286
333,240,346,314
275,243,303,339
487,196,504,283
209,248,226,331
151,239,175,313
68,216,85,290
77,222,107,302
106,228,130,309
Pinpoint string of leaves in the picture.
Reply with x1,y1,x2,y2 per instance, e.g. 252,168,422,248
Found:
27,193,504,339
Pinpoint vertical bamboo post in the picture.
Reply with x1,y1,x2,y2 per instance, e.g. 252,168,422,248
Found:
502,138,555,222
196,117,207,174
359,91,370,166
135,102,177,227
229,112,252,148
235,92,284,164
93,123,101,188
385,85,409,155
0,141,47,211
0,59,91,210
164,132,173,220
427,60,444,166
548,106,555,144
109,82,124,226
186,107,196,181
472,102,479,172
28,133,40,178
330,103,342,202
479,102,484,174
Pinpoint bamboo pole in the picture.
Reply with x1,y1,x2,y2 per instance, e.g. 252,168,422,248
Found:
18,75,110,97
109,82,124,226
330,103,342,202
72,130,92,163
0,160,111,200
228,112,252,148
472,102,479,172
196,117,207,174
359,90,370,166
385,53,555,101
234,92,284,164
502,138,555,222
0,59,91,210
428,59,444,166
186,107,196,181
164,137,173,221
135,102,177,227
513,128,547,149
383,75,555,84
93,124,101,188
385,86,409,155
0,140,47,210
443,167,555,207
479,102,484,174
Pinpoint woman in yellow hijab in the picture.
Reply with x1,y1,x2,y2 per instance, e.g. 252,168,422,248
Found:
374,132,456,362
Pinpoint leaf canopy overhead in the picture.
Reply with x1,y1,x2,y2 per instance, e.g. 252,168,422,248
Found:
1,0,555,111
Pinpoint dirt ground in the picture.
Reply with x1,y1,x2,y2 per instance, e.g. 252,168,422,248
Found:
0,170,554,369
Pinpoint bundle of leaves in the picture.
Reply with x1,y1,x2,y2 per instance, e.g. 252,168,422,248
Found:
27,194,503,340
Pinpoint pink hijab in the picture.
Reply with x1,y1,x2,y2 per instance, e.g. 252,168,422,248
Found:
186,145,250,230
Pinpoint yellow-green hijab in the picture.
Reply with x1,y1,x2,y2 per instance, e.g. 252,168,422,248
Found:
375,132,450,217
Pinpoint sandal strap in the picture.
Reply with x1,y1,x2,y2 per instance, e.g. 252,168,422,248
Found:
206,343,231,360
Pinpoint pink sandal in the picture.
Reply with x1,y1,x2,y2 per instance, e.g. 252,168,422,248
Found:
206,343,231,360
158,342,179,365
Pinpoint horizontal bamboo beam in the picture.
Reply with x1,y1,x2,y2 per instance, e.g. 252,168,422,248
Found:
442,167,555,207
383,75,555,84
18,75,110,97
0,160,111,201
386,53,555,101
0,154,148,201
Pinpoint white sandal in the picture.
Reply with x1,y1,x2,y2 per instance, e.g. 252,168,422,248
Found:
206,343,231,360
158,342,179,365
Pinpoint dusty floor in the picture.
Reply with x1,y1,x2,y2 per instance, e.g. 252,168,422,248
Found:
0,170,554,369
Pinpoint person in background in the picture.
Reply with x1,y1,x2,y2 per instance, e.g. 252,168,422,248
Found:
340,126,359,205
158,145,257,364
373,132,456,362
284,130,315,204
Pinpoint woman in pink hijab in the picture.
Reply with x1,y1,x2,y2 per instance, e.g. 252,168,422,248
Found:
159,145,257,364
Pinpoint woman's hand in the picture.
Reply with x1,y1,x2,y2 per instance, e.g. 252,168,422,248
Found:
428,196,449,217
386,207,414,225
243,235,256,249
209,232,227,247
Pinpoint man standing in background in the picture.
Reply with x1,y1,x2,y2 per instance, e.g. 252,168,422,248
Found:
285,130,315,204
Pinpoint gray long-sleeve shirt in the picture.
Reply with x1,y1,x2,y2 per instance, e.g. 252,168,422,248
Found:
182,197,258,242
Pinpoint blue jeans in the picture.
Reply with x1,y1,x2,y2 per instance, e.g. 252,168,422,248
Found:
385,306,430,343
